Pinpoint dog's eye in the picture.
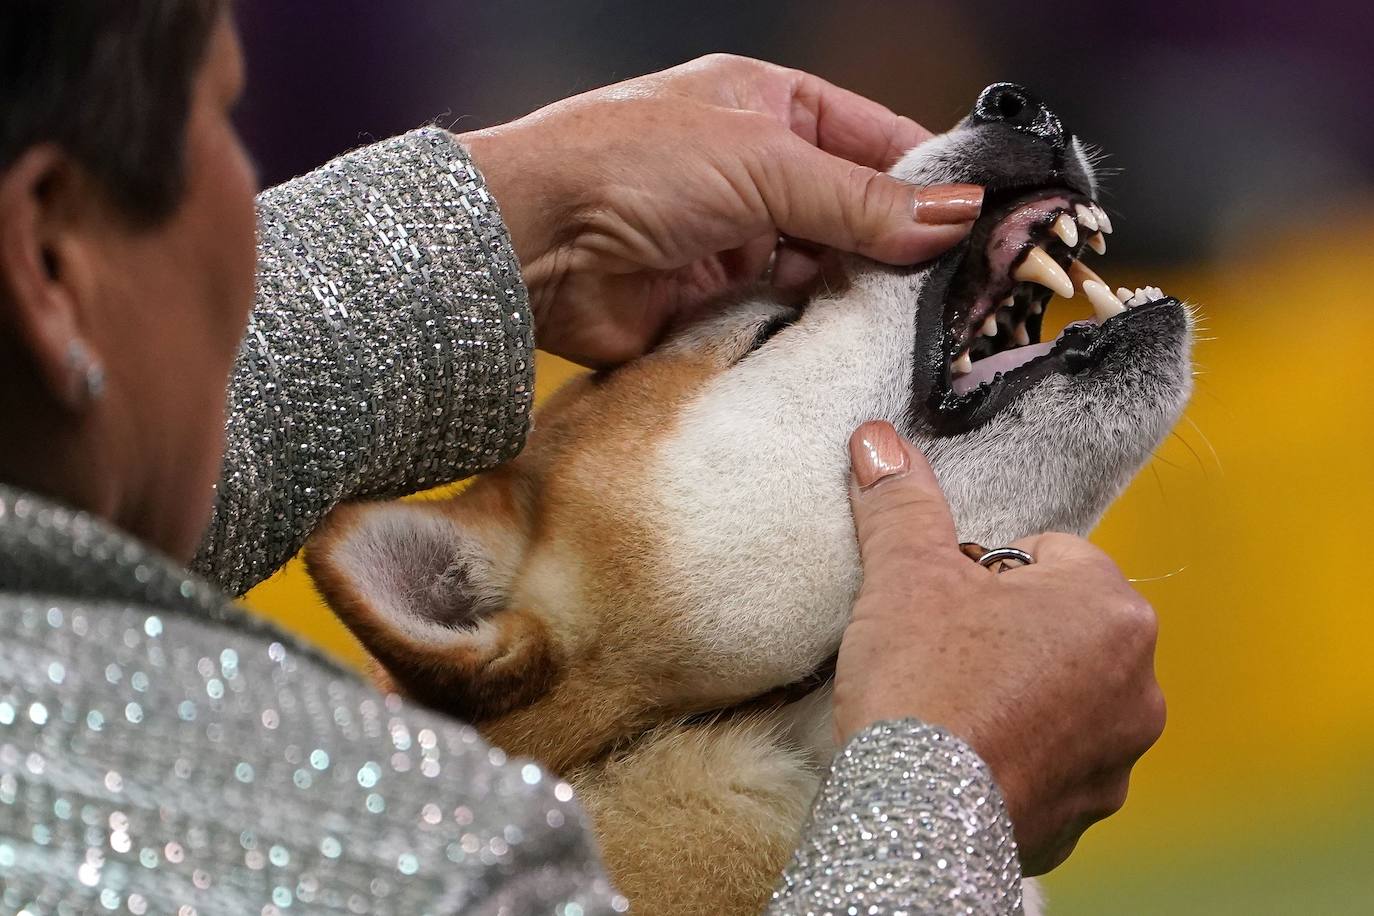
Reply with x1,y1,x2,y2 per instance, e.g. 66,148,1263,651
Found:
746,314,796,355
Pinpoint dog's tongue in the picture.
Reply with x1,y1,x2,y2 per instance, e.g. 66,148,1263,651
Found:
951,320,1097,396
952,340,1055,396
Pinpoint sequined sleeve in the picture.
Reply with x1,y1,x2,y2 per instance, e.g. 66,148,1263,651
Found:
770,721,1025,915
0,595,627,915
192,128,533,596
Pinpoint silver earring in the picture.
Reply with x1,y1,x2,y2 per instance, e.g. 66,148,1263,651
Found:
65,339,105,407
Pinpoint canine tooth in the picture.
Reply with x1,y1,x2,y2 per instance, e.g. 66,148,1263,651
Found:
1074,203,1099,231
981,314,999,336
1116,286,1133,303
1013,247,1074,298
1090,203,1113,233
952,351,973,374
1013,323,1030,346
1068,259,1104,287
1083,279,1126,322
1087,232,1107,255
1051,213,1079,247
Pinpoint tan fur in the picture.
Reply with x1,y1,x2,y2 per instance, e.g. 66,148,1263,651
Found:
307,310,815,913
569,717,818,916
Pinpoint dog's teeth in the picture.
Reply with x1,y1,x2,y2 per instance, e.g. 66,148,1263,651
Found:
1090,203,1113,234
1068,259,1102,285
1013,323,1030,346
1083,279,1126,322
1030,300,1043,315
1086,232,1107,255
1069,260,1124,321
952,351,973,374
1013,247,1074,298
1125,287,1150,307
1074,203,1099,231
980,314,999,336
1148,286,1165,299
1051,213,1078,247
1116,286,1134,303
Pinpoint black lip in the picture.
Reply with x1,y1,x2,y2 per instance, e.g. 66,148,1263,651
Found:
919,296,1183,434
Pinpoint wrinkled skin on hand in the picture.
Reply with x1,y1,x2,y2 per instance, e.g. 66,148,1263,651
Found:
461,54,981,367
840,421,1166,875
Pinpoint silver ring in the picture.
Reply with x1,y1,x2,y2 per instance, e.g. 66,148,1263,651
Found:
977,547,1035,570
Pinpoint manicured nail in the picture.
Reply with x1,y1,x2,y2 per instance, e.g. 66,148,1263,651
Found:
850,421,909,489
914,183,984,225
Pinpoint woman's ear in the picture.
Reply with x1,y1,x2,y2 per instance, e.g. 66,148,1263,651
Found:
306,499,557,722
0,144,104,411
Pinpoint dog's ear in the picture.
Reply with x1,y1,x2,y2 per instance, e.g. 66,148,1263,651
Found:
305,499,556,721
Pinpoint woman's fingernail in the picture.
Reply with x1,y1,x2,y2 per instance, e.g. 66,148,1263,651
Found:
914,183,984,225
850,421,910,489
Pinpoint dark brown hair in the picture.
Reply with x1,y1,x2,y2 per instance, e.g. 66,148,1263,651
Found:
0,0,227,224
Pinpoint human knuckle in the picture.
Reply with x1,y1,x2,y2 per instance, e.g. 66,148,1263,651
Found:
842,165,889,248
1031,531,1079,559
877,482,937,516
1039,531,1079,551
1145,688,1168,740
865,531,931,569
1104,778,1131,815
863,492,920,532
1106,592,1155,636
1045,532,1115,570
1128,599,1159,643
697,52,746,71
850,164,886,203
1093,555,1129,583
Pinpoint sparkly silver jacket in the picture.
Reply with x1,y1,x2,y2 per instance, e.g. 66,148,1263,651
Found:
0,130,1023,914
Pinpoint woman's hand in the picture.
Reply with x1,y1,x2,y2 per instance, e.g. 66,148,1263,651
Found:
459,54,982,367
837,421,1167,876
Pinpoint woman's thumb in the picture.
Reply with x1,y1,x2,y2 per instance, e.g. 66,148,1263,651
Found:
847,421,962,576
765,134,983,265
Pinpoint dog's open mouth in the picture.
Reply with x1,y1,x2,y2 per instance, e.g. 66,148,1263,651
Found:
936,187,1176,406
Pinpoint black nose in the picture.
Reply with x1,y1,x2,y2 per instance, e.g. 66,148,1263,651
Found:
971,82,1065,148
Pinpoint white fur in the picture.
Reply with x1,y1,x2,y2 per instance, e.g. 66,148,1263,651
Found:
653,271,920,691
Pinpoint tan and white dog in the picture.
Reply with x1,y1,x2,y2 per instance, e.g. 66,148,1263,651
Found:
306,83,1194,915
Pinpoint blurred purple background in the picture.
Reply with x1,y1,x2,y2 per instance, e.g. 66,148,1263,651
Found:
235,0,1374,265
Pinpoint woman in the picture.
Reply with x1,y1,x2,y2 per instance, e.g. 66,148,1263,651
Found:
0,2,1164,913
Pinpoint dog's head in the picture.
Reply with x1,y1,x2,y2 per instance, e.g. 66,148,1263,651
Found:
307,84,1194,771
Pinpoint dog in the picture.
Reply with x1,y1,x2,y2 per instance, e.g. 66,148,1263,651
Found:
305,82,1194,915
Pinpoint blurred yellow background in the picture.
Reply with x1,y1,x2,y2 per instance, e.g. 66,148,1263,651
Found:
244,218,1374,913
